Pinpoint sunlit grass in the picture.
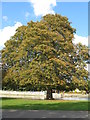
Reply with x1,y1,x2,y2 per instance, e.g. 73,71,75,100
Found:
2,98,90,111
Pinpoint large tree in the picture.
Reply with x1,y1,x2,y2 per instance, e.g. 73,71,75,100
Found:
2,14,88,99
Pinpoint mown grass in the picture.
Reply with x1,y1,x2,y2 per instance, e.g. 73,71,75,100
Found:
1,98,90,111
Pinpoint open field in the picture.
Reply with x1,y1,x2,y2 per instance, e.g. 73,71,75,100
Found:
1,98,90,111
0,90,89,100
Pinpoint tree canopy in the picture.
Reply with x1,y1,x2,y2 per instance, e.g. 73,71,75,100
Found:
2,14,88,99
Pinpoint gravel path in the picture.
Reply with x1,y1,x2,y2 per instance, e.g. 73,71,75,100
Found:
1,110,90,119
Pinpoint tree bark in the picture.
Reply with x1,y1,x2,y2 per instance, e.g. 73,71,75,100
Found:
46,88,54,100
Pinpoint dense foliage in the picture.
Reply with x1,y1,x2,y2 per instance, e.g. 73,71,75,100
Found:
2,14,88,99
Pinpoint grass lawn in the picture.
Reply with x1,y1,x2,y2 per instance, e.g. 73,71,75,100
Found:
1,98,90,111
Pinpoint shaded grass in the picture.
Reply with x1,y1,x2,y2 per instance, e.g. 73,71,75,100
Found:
2,98,90,111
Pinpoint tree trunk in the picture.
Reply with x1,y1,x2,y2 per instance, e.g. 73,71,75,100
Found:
46,88,54,100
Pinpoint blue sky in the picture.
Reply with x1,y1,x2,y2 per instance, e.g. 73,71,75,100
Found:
0,1,88,50
2,2,88,36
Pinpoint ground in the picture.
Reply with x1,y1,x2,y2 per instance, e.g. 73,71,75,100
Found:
2,98,90,111
2,110,89,118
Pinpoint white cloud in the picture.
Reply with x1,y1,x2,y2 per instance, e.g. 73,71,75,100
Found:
0,22,22,49
25,12,30,18
29,0,56,16
73,34,88,46
3,16,8,21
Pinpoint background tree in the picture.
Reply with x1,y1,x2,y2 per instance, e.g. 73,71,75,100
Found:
69,43,88,91
2,14,88,99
